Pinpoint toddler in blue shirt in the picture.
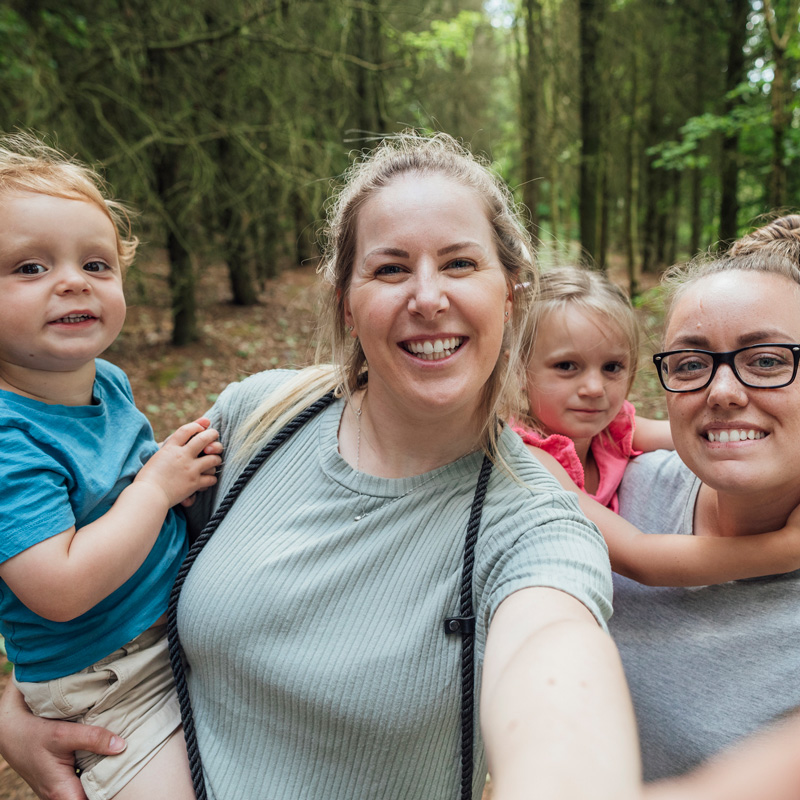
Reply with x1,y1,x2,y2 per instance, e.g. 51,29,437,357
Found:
0,132,221,799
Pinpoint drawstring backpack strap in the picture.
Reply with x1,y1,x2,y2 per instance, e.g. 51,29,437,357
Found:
167,386,493,800
167,389,337,799
444,453,493,800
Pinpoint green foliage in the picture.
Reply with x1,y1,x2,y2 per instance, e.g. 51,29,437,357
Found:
400,10,484,69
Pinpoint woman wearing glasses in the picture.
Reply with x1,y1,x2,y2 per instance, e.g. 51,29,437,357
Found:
607,252,800,783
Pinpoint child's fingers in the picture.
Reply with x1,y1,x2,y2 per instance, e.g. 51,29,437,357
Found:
203,441,224,456
163,419,214,447
185,472,218,496
175,427,220,457
193,454,222,475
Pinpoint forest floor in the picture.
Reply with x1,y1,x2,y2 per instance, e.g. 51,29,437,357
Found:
0,255,666,797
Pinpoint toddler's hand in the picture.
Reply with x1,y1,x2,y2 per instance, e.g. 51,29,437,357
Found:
135,418,222,508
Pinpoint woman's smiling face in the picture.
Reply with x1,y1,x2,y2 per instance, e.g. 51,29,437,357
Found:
343,173,511,426
664,269,800,499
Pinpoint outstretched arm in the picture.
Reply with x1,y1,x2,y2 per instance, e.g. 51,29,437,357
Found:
632,416,674,453
0,419,222,621
530,447,800,586
645,712,800,800
482,587,641,800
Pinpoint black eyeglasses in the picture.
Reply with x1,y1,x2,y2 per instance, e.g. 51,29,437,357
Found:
653,344,800,393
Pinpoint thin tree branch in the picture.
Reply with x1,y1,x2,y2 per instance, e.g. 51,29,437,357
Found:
241,31,404,70
762,0,800,52
147,4,279,52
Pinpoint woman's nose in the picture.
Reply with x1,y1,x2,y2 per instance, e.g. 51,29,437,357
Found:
705,364,749,408
408,269,449,319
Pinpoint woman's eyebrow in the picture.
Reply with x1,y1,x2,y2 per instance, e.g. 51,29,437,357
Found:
363,247,409,262
437,241,485,256
667,334,710,349
738,330,796,345
669,330,795,349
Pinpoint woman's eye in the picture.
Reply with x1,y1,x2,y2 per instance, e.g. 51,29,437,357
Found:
445,258,476,272
755,356,781,368
374,264,405,278
747,351,788,369
673,358,707,374
84,261,111,273
14,263,47,275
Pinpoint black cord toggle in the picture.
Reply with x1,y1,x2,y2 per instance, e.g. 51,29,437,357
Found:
444,615,475,635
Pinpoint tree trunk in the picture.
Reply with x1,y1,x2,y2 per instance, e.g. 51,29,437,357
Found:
763,0,800,209
623,43,641,297
353,0,386,134
689,167,702,256
166,226,198,346
664,169,681,266
226,240,259,306
217,138,259,306
153,150,197,346
598,163,609,271
718,0,749,247
579,0,605,264
520,0,543,235
642,59,664,273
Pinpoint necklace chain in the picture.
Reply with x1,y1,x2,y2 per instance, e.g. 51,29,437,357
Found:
353,395,439,522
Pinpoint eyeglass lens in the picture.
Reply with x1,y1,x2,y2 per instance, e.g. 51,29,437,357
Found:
659,346,797,391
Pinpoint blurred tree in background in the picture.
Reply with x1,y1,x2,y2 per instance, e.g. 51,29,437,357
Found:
1,0,797,341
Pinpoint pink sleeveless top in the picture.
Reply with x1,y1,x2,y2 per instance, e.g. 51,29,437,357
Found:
512,400,640,512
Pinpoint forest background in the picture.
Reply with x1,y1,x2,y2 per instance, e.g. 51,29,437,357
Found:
3,0,799,344
3,0,798,438
0,0,798,794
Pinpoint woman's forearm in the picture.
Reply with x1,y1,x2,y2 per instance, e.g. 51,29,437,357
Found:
481,589,641,800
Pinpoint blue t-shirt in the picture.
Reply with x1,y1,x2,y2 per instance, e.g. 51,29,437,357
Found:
0,359,187,681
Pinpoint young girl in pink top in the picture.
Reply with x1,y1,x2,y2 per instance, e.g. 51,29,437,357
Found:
516,266,800,585
514,266,671,511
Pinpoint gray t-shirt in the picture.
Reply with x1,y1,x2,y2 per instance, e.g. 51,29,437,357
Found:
180,370,613,800
611,449,800,780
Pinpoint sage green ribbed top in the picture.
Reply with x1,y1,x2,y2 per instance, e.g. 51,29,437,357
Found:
180,370,612,800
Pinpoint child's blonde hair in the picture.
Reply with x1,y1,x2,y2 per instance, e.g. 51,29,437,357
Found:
519,266,639,430
0,132,138,270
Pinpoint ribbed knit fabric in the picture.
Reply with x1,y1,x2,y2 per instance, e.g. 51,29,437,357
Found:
180,370,612,800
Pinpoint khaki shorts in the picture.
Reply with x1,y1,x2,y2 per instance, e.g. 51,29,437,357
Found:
14,623,182,800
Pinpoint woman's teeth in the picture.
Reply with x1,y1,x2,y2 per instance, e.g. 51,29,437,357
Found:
706,430,766,443
404,337,463,360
